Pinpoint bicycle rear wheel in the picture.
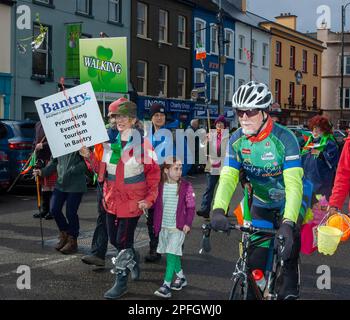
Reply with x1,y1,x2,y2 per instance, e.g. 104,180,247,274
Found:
229,275,248,300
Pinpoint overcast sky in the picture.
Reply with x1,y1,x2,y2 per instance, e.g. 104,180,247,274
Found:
247,0,350,33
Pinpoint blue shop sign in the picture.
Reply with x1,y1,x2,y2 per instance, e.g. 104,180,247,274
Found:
137,96,193,113
224,106,236,119
194,104,218,119
168,100,192,113
138,96,167,111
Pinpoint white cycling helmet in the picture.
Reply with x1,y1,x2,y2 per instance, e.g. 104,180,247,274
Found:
232,81,273,109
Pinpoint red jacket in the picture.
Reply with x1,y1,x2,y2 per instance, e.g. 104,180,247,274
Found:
88,137,160,218
329,137,350,211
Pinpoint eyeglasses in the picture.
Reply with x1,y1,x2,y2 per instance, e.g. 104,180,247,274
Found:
237,109,261,118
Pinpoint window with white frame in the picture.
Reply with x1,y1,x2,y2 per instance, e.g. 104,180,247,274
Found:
225,75,234,103
195,68,205,84
136,60,147,95
158,64,168,97
177,67,186,99
137,2,148,37
109,0,121,23
210,24,218,54
238,35,245,61
344,56,350,75
210,72,218,101
76,0,91,15
178,15,186,47
32,24,50,77
341,88,350,109
194,18,206,49
262,43,269,67
159,9,168,42
251,39,257,65
224,29,234,58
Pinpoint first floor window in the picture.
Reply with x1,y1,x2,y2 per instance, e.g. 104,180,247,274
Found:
177,67,186,99
302,84,307,105
210,73,218,101
225,76,234,103
136,60,147,95
275,79,281,104
158,64,168,97
289,82,295,105
195,69,205,84
32,24,50,77
341,88,350,109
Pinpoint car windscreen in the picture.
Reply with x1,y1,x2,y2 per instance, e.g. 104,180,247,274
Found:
16,123,35,139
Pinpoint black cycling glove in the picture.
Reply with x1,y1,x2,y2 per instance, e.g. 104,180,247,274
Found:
210,208,230,232
275,220,295,261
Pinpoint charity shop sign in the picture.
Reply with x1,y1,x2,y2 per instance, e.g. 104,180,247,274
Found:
35,82,109,158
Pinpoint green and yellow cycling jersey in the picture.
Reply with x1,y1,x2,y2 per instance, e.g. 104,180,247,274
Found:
213,118,304,223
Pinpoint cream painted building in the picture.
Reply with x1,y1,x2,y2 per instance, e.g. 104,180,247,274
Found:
0,0,14,118
316,28,350,129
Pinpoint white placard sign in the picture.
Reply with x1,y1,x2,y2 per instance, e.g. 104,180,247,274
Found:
34,82,109,158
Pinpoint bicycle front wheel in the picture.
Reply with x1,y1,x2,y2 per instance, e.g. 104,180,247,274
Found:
229,274,248,300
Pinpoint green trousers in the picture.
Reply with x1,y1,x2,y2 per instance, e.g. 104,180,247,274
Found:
164,253,182,283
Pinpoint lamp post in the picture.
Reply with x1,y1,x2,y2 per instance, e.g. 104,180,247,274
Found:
340,3,350,129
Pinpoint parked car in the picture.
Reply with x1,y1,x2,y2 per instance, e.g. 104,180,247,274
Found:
0,119,36,185
0,150,10,191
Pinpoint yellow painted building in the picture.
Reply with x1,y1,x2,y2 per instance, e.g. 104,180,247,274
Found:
260,14,324,126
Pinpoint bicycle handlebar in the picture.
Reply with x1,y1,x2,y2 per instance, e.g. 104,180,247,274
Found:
199,222,281,255
203,222,277,236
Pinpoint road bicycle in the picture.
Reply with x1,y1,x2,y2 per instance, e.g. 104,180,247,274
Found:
199,222,301,300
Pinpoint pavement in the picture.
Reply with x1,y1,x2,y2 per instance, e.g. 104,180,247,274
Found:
0,173,350,300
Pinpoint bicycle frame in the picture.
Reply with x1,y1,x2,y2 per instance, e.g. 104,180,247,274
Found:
233,227,281,300
200,223,284,300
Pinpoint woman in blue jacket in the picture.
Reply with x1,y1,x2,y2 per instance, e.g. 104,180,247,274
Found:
301,115,339,202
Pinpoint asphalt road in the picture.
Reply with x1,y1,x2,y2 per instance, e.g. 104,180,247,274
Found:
0,174,349,300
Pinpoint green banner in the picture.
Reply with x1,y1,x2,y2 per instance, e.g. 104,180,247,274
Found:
66,23,81,78
79,37,128,93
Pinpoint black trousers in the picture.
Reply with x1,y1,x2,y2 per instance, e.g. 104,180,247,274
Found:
90,188,118,259
146,208,159,252
115,216,140,251
246,205,301,300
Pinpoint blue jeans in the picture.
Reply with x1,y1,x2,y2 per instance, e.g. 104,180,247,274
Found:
90,186,117,259
50,188,83,238
200,173,220,213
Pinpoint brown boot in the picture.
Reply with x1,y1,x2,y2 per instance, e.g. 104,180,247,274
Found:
55,231,68,251
60,235,78,254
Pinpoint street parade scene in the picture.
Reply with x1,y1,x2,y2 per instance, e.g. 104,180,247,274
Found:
1,0,350,307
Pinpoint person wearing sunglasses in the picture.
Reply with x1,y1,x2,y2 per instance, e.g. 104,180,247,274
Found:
210,81,304,300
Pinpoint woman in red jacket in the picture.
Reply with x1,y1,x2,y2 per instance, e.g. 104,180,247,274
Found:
329,137,350,215
80,101,160,299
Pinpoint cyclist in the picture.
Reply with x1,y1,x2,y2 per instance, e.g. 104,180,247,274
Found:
210,81,304,300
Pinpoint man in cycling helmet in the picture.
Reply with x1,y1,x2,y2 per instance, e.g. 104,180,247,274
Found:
210,81,304,300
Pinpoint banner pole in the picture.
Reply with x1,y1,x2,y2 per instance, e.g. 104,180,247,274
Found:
103,90,106,119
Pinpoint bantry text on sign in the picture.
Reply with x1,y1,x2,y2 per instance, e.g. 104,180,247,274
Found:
34,82,109,158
